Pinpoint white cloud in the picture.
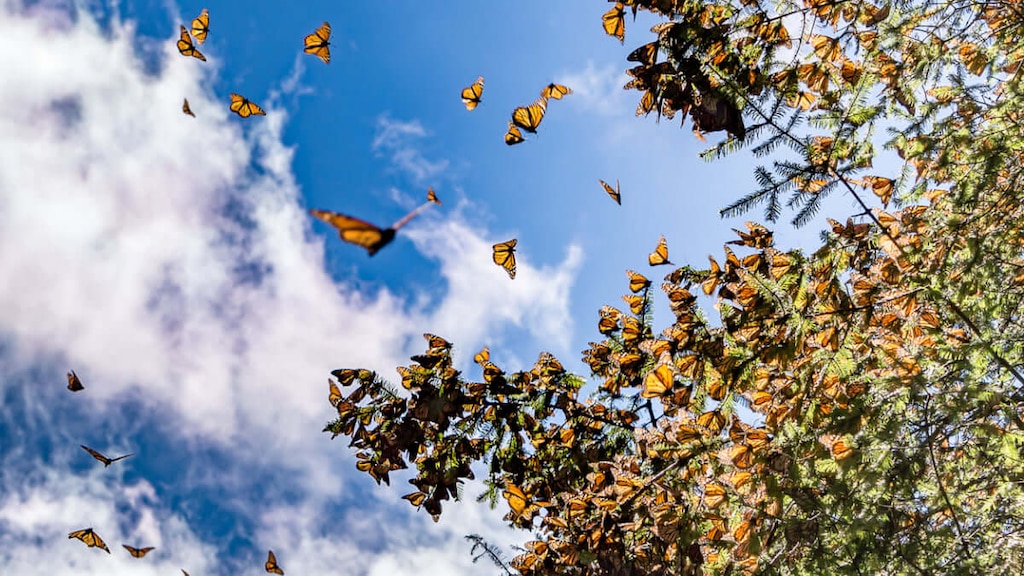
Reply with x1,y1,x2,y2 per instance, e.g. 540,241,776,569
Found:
0,3,576,574
559,61,630,116
371,115,450,183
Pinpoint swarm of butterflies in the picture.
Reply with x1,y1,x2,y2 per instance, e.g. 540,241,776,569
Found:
65,371,289,575
178,8,674,279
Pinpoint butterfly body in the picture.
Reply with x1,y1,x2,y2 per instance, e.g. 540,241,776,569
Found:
304,22,331,64
69,528,110,553
81,444,134,467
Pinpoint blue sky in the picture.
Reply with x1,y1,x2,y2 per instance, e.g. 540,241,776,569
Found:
0,0,849,574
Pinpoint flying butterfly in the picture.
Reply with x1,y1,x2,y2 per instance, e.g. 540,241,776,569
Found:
492,239,518,279
69,528,111,553
229,93,266,118
474,346,490,365
511,98,547,133
176,25,206,61
182,98,195,118
123,544,155,558
303,21,331,64
310,200,434,256
648,235,672,266
504,122,525,146
540,83,572,100
461,76,484,110
67,370,84,392
81,444,134,468
427,187,441,205
603,3,626,44
599,179,621,204
265,550,285,575
190,9,209,44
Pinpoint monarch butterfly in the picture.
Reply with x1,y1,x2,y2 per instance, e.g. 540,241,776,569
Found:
627,42,658,65
265,549,284,575
303,21,331,64
229,93,266,118
123,544,155,558
67,370,84,392
642,363,675,398
403,491,427,507
190,9,209,44
474,347,490,365
540,83,572,100
599,179,621,204
427,187,441,205
511,99,546,133
492,239,517,279
423,333,451,350
182,98,195,118
80,444,134,467
504,122,525,146
626,270,650,293
69,528,111,553
503,483,551,519
183,571,190,576
328,379,342,408
310,201,434,256
176,25,206,61
461,76,484,110
648,235,672,266
602,3,625,44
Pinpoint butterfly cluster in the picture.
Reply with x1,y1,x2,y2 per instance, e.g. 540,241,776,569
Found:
176,10,332,119
65,372,287,574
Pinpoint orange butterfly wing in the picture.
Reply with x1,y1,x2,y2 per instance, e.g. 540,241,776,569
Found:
303,22,331,64
461,76,484,110
492,239,518,279
176,26,206,61
69,528,111,553
123,544,155,558
265,550,285,575
599,179,621,204
190,9,209,44
309,209,393,255
229,93,266,118
504,122,525,146
540,83,572,100
182,98,195,118
67,370,84,391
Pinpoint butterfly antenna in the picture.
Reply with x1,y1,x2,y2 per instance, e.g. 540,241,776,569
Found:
390,201,435,231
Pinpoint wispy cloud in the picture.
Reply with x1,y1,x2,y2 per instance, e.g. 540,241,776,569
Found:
371,115,449,183
559,61,630,116
0,3,574,574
